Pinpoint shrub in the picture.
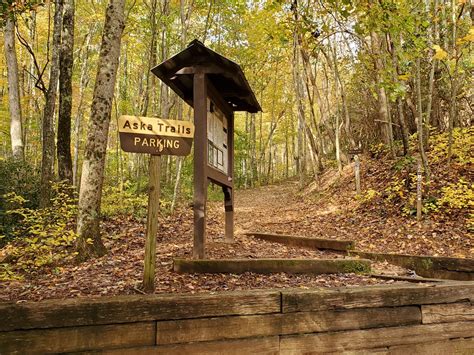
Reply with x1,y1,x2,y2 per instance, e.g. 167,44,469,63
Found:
356,189,380,203
430,127,474,164
101,182,148,218
368,143,389,158
438,179,473,210
0,182,77,279
0,158,40,240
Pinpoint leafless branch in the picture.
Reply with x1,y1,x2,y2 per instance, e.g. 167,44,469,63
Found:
15,24,48,94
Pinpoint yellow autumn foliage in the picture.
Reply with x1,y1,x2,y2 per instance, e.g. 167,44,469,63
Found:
432,45,448,60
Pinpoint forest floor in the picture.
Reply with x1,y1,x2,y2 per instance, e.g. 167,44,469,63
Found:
1,158,471,302
240,165,472,258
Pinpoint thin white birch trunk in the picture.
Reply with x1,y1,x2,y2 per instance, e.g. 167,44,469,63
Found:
4,17,24,160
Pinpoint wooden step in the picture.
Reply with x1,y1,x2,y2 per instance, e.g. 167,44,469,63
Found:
244,232,355,251
350,251,474,281
173,258,371,275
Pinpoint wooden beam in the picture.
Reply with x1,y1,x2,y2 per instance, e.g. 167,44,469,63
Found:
106,337,281,355
224,111,234,243
207,165,232,188
282,282,474,313
193,72,207,259
223,186,233,243
143,155,161,293
0,291,281,331
422,302,474,324
175,64,226,75
245,232,355,251
280,321,474,353
349,251,474,281
155,306,420,345
0,322,155,354
173,258,371,275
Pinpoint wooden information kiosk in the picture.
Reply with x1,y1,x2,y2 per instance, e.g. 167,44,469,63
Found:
152,40,261,259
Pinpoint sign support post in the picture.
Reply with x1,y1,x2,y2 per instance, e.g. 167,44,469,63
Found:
143,155,161,293
354,154,361,195
118,115,195,292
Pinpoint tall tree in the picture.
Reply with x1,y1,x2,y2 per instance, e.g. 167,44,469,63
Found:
370,31,395,158
76,0,125,260
3,16,24,160
57,0,75,183
39,0,63,207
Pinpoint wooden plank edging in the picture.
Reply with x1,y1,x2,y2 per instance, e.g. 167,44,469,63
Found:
350,250,474,281
173,258,371,274
245,232,354,251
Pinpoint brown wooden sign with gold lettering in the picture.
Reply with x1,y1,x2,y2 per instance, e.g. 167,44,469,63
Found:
118,115,194,156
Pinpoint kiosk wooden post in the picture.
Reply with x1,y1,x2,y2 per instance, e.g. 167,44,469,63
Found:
193,71,207,258
151,40,261,259
224,113,234,243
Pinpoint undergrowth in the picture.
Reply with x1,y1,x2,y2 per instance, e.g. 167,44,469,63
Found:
0,182,77,281
359,128,473,229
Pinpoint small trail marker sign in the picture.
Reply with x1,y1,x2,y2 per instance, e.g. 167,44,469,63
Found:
118,115,194,156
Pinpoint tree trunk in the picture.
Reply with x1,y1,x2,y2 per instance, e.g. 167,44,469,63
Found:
76,0,125,260
140,0,157,117
329,43,355,149
300,48,323,173
388,34,410,155
39,0,63,207
72,29,93,187
293,36,306,188
57,0,74,184
447,0,459,165
415,57,430,180
425,0,439,148
371,31,395,157
4,17,24,160
171,0,192,212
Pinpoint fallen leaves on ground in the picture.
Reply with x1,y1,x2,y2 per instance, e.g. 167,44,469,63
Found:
3,157,470,302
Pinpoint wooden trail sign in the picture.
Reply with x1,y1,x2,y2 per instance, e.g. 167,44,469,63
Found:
118,115,194,156
118,115,194,293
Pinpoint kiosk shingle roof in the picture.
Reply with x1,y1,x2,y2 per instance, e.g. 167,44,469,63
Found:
151,39,261,113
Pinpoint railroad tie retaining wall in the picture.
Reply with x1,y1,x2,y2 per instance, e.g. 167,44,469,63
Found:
1,282,473,354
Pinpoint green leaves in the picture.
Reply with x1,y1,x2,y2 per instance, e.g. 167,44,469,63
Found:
1,181,78,275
